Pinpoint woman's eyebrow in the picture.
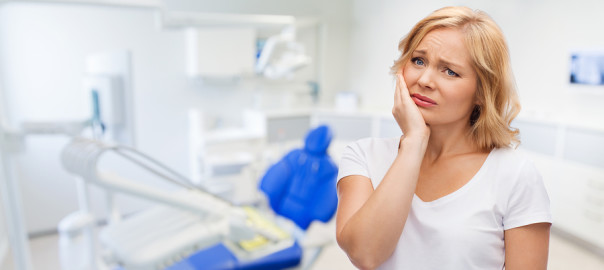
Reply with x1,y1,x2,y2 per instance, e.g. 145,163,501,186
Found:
413,49,464,70
440,59,463,70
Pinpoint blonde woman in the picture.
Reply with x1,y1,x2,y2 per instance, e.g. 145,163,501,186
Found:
336,6,551,270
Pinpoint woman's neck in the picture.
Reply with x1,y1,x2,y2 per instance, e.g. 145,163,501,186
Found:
424,121,481,162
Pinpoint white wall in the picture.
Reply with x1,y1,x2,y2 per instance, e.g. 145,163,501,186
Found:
348,0,604,129
0,1,352,233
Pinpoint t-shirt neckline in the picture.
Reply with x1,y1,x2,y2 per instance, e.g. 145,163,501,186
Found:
412,148,497,207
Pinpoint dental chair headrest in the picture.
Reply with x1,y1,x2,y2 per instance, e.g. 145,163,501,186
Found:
304,125,332,155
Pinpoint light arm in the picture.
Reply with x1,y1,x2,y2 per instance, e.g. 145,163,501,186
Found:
59,137,272,242
336,136,428,269
504,222,551,270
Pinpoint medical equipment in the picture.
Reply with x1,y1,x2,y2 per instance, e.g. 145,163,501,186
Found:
84,50,135,146
59,137,299,270
0,65,130,269
255,26,311,80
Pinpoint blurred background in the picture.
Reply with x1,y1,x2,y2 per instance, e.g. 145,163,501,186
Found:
0,0,603,269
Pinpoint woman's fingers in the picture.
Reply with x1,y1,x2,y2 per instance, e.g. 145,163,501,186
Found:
396,71,411,103
392,69,430,139
394,72,403,103
394,75,400,103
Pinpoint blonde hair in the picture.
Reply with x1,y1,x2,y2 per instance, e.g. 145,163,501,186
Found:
391,6,520,150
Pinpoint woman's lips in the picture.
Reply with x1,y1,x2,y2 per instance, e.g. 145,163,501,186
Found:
411,93,437,107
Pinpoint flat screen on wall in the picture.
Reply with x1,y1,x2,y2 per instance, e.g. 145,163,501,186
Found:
570,50,604,85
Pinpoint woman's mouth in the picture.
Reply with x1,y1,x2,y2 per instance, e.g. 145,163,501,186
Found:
411,93,437,107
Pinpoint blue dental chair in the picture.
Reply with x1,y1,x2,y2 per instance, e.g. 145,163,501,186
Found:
170,125,339,270
259,125,339,230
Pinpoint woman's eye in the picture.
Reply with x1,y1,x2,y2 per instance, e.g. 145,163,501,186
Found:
446,68,458,77
412,57,424,66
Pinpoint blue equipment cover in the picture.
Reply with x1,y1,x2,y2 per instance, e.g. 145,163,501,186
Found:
167,241,302,270
259,125,339,230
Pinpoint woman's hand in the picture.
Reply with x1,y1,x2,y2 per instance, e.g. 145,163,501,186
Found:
392,70,430,141
337,71,431,268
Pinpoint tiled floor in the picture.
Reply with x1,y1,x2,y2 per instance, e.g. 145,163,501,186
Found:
3,230,604,269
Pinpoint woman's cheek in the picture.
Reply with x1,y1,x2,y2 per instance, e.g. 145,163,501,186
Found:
404,76,413,88
403,66,416,87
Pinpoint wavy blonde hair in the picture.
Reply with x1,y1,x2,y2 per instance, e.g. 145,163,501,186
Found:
391,6,520,150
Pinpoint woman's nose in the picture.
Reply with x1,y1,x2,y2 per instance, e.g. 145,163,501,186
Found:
417,68,436,90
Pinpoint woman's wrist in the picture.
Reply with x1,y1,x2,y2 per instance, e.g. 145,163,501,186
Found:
398,134,429,154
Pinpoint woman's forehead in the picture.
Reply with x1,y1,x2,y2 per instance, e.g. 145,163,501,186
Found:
415,28,472,67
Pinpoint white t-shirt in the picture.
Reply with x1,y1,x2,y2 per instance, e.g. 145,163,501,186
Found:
337,137,552,270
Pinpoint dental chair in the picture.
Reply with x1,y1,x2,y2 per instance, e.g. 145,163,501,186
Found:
60,138,301,270
172,125,339,270
259,125,339,268
59,125,337,270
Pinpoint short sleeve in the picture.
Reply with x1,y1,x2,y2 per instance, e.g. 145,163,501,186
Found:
503,160,553,230
336,142,369,184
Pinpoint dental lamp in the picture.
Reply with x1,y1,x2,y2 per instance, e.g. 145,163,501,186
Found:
255,26,311,80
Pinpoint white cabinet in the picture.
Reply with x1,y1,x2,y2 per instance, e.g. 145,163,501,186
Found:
534,154,604,247
517,117,604,252
185,28,257,78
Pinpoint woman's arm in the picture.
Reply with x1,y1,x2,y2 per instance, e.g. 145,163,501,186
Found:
336,137,428,269
504,222,551,270
335,71,430,270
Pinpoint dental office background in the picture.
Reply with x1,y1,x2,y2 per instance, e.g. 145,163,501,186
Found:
1,0,604,269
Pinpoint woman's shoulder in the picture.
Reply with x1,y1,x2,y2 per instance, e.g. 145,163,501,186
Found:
490,146,531,166
338,137,400,182
487,146,541,181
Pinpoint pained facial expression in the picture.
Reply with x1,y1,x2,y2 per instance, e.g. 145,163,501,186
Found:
403,27,478,127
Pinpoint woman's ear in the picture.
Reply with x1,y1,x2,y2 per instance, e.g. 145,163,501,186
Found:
473,94,483,107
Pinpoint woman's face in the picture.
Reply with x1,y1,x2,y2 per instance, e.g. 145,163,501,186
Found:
403,27,478,127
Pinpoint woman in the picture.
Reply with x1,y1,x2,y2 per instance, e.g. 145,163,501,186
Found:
335,6,552,270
